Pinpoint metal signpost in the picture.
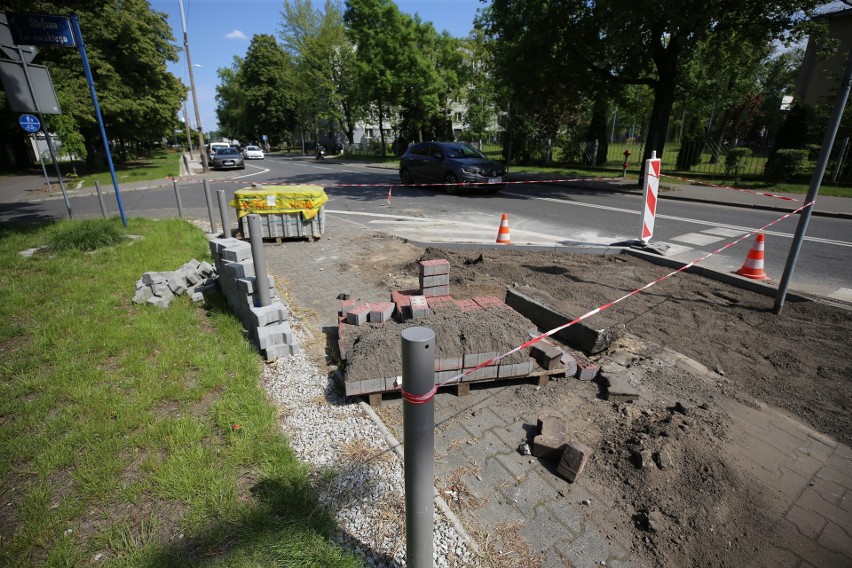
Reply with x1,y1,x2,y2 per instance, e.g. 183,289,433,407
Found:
4,12,128,226
19,113,55,199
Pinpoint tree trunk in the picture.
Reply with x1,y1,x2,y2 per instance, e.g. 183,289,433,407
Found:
378,101,386,158
638,38,679,185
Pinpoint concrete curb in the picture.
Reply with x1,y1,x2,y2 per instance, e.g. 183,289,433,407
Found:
356,400,484,559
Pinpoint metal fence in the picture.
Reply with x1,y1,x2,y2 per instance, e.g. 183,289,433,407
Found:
477,136,852,185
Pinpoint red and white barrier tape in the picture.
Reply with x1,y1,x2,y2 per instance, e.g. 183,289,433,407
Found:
168,176,613,188
660,174,802,203
402,200,815,404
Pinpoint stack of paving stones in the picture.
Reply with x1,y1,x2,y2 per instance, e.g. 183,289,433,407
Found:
208,236,299,361
339,259,551,397
532,414,593,482
132,259,217,309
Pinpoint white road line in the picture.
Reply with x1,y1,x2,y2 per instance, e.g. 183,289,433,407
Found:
503,191,852,248
828,287,852,302
233,164,270,179
671,233,726,246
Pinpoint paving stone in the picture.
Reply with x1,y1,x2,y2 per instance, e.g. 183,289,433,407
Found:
249,302,289,328
346,305,370,326
530,342,564,370
602,374,639,403
368,302,395,323
795,488,852,535
460,457,515,501
519,502,572,555
410,295,430,319
808,475,845,506
422,284,450,297
784,505,827,540
553,522,629,567
534,415,570,462
419,258,450,277
557,440,592,482
817,521,852,559
421,273,450,287
500,468,557,517
816,462,852,492
458,407,507,439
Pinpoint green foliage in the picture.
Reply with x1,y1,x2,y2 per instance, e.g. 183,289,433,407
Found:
46,218,127,251
0,0,184,168
764,148,809,181
725,147,752,182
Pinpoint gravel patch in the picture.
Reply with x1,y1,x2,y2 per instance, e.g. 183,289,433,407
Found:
260,301,479,567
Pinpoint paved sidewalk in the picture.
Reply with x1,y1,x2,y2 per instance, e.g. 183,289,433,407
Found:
261,215,852,567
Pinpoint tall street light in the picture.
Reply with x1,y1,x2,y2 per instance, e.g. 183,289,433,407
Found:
178,0,208,172
180,63,201,159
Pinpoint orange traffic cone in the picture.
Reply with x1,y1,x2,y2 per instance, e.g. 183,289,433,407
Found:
496,213,511,244
734,233,770,280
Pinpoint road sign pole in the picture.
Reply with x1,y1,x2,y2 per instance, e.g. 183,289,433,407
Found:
31,133,54,194
69,13,127,227
17,47,72,220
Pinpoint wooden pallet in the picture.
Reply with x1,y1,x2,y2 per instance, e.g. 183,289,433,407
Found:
361,367,567,407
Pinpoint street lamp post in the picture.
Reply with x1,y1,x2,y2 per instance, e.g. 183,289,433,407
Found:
179,0,207,172
180,64,200,160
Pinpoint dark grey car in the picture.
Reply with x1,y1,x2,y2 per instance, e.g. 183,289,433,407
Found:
211,147,245,170
399,141,506,193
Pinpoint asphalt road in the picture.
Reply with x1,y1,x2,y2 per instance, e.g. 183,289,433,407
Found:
4,153,851,301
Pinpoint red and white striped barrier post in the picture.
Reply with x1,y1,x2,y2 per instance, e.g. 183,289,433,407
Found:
640,151,661,243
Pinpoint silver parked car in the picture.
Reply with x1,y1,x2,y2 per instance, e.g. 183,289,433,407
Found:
399,141,506,193
211,147,245,170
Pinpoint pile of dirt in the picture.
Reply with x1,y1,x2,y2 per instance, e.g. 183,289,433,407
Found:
342,305,535,383
338,238,852,566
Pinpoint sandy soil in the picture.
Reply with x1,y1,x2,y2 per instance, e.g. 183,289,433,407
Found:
336,237,852,567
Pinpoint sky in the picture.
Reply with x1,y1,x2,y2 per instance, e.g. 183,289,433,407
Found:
149,0,485,135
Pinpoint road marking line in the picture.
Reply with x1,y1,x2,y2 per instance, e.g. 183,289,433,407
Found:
503,191,852,248
828,287,852,302
702,227,747,238
233,165,269,179
671,232,726,246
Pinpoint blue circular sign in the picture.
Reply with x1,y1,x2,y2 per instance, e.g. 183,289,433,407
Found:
19,114,41,133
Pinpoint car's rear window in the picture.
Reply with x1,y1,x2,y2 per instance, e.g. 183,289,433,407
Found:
217,148,239,155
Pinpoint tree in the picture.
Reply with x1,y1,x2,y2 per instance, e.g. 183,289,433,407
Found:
0,0,184,169
482,0,821,179
239,34,297,144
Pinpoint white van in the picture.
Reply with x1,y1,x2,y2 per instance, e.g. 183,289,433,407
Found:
207,142,229,157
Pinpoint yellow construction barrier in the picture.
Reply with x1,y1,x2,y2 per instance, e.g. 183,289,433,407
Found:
230,185,328,239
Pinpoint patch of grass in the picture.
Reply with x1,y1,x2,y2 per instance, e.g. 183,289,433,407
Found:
46,218,127,251
0,218,360,567
75,150,181,188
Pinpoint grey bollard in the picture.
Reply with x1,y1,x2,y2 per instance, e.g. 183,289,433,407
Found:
94,180,107,218
172,179,184,218
182,153,190,176
401,327,436,567
246,214,271,307
216,189,230,237
202,179,217,234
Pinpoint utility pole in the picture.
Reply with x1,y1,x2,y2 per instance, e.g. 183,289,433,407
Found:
178,0,207,172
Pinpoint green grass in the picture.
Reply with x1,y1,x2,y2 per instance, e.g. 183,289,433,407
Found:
0,218,361,567
73,150,181,189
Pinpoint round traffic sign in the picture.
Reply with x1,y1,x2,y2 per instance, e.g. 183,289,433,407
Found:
19,114,41,133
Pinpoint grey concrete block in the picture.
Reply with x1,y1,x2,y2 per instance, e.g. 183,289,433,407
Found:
220,240,251,261
250,302,289,328
419,259,450,277
533,414,570,462
142,272,163,285
421,273,450,287
435,356,463,371
602,374,639,403
368,302,395,323
198,261,214,276
255,323,293,349
146,294,172,309
132,286,153,304
190,291,205,303
346,305,370,326
263,343,292,361
530,342,564,370
167,274,187,295
422,285,450,297
506,286,625,355
151,283,174,299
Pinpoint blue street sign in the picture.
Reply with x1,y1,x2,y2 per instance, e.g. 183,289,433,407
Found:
262,134,268,141
19,113,40,133
7,13,76,48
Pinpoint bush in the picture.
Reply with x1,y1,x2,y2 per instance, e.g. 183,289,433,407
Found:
48,218,126,251
725,147,752,182
764,149,809,182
